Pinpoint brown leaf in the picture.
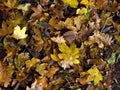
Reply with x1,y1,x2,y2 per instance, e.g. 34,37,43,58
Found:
37,76,48,88
63,31,77,44
0,21,13,37
0,61,14,87
30,5,43,19
46,66,59,78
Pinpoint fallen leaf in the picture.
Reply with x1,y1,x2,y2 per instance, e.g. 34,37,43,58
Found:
12,25,28,40
25,58,40,71
87,66,103,85
17,3,31,13
30,5,43,19
62,0,78,8
0,62,14,87
4,0,18,9
35,63,48,76
46,66,59,78
80,0,95,8
58,43,79,69
107,53,116,65
51,36,66,43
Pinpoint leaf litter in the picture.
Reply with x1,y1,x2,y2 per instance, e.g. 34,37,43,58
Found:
0,0,120,90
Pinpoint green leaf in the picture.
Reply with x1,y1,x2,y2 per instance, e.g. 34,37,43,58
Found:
84,9,90,20
15,57,20,69
107,53,116,65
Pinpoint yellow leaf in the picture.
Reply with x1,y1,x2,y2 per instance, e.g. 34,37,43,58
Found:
51,54,60,62
76,8,88,15
4,0,18,9
35,63,48,76
87,66,103,85
73,59,79,64
25,58,40,71
12,25,28,40
57,43,79,69
62,0,78,8
80,0,95,8
17,3,31,12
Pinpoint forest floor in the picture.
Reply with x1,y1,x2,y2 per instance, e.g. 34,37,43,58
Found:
0,0,120,90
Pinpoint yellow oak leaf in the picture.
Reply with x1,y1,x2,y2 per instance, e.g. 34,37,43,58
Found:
12,25,28,40
62,0,78,8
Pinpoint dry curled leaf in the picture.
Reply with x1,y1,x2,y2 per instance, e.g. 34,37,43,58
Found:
51,36,66,43
89,30,113,48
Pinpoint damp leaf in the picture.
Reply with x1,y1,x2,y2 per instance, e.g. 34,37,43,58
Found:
87,66,103,85
12,25,28,40
62,0,78,8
